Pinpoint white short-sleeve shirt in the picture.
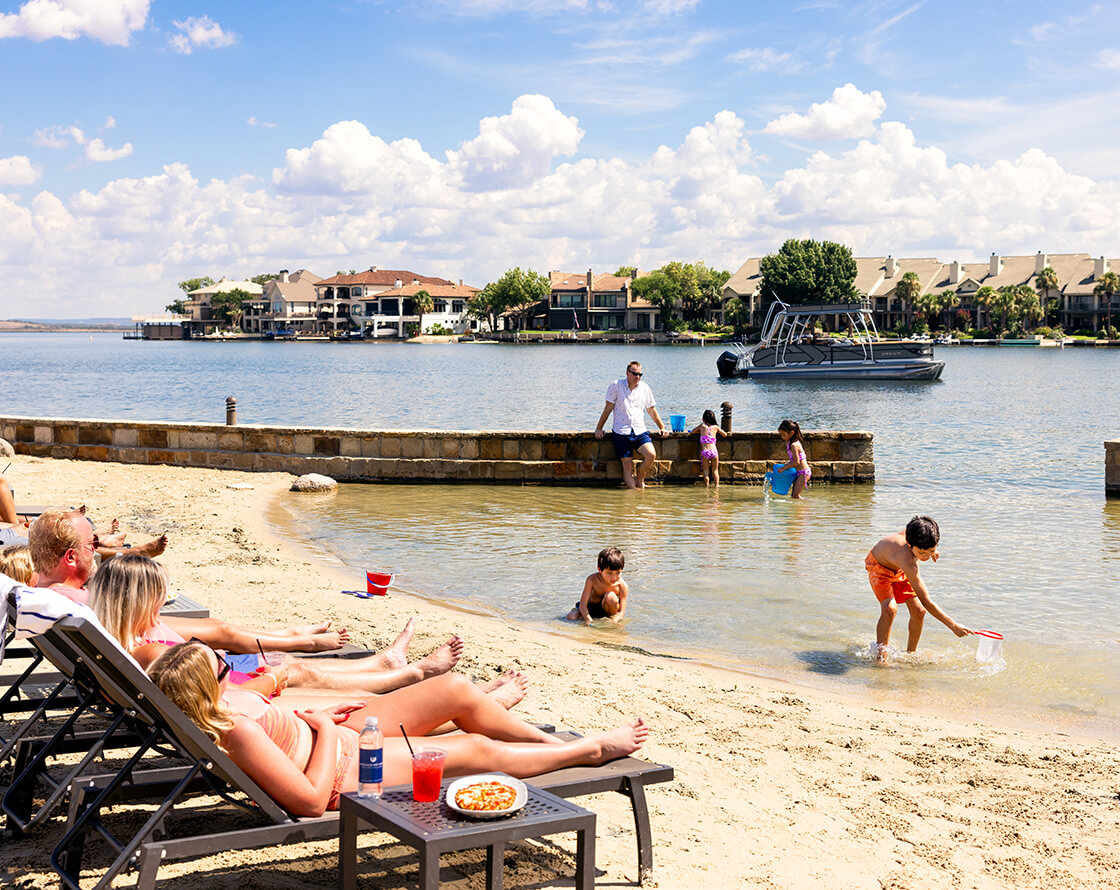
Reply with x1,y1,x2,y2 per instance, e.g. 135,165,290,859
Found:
605,377,656,435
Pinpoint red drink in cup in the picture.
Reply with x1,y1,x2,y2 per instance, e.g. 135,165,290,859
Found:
411,748,446,802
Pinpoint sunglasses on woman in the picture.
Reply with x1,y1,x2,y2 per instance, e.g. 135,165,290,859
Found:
188,637,230,683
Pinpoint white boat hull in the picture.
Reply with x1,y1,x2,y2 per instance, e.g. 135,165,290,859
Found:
741,359,945,381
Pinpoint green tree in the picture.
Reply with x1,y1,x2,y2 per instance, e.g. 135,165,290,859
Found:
691,262,731,324
895,272,924,324
1035,266,1059,327
759,239,859,307
210,288,249,328
613,265,637,277
723,296,752,336
164,298,188,314
990,285,1020,335
466,286,502,334
1093,270,1119,336
972,285,995,330
177,276,214,294
411,289,433,335
251,272,280,286
1017,287,1043,331
936,289,960,331
473,267,550,332
630,271,677,330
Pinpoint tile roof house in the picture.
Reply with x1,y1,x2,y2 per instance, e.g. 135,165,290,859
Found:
240,270,322,335
544,269,654,332
184,277,265,335
313,266,475,337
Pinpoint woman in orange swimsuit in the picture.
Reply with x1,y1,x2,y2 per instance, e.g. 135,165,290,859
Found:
150,642,650,817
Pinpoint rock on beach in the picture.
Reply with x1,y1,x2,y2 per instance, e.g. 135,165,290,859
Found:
289,473,338,492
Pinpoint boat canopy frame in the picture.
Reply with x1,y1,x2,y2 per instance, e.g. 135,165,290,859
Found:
757,299,879,363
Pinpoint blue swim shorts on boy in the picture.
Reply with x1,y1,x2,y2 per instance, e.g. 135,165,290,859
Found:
612,430,653,459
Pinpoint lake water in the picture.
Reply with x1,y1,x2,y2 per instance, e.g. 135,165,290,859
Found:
4,333,1119,737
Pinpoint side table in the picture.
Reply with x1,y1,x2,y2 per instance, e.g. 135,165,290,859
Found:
339,781,596,890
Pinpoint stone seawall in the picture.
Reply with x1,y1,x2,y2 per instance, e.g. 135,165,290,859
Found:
1108,440,1120,498
0,416,874,485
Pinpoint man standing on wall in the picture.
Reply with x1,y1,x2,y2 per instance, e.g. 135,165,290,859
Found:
594,360,668,489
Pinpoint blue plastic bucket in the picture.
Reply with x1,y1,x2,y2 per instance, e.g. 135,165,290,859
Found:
765,465,798,496
669,414,686,432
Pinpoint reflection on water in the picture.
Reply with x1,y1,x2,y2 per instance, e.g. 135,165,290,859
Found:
284,479,1119,739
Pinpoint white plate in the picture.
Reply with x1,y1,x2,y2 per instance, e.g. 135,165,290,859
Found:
445,773,527,819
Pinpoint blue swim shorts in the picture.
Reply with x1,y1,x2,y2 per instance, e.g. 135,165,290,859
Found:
612,430,653,459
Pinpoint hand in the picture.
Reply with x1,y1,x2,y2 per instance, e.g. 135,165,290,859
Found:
594,428,604,439
261,665,290,694
953,624,971,638
295,709,335,730
583,616,593,626
658,427,668,438
324,701,366,722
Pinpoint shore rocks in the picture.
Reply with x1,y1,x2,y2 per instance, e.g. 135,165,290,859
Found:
290,473,337,492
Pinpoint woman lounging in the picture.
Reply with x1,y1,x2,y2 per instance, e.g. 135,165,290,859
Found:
149,641,649,816
88,552,476,700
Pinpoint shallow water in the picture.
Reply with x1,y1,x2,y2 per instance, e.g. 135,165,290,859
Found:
4,334,1119,737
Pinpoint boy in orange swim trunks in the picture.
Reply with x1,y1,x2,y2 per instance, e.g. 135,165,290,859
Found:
866,516,970,662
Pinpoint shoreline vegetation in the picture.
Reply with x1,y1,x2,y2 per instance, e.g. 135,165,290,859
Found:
5,455,1119,888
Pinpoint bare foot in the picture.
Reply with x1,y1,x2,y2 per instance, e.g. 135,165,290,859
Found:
291,619,350,641
591,718,649,764
481,669,529,709
94,518,121,536
307,631,347,652
98,532,127,547
134,535,168,558
415,635,464,679
382,617,415,670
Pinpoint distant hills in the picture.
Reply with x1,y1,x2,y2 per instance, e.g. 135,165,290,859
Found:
0,317,131,331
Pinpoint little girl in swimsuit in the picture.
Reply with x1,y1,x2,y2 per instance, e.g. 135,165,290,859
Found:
777,419,811,499
691,409,728,486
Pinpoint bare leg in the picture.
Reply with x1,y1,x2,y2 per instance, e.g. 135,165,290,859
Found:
620,456,638,489
712,457,720,487
99,534,168,561
903,597,927,652
0,475,18,525
791,475,806,499
599,592,620,619
634,442,656,488
876,599,896,663
286,636,463,693
700,457,710,486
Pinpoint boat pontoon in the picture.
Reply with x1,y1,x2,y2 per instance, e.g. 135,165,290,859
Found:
717,300,944,381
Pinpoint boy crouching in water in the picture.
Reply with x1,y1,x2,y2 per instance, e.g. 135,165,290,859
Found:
866,516,970,662
567,547,628,625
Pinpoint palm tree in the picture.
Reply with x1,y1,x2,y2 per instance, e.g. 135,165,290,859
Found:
1034,266,1059,327
990,285,1021,335
894,271,922,329
937,289,960,331
973,285,995,331
411,289,433,336
1093,271,1119,336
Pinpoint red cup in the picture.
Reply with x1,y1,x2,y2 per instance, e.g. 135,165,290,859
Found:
411,748,446,802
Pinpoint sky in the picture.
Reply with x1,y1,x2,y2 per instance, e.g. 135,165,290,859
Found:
1,0,1119,318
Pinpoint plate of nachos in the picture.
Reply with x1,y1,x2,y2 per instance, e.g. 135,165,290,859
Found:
445,774,527,819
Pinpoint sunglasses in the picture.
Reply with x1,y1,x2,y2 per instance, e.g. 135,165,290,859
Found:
188,638,231,683
627,370,643,377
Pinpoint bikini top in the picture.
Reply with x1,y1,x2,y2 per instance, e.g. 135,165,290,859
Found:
223,688,300,760
699,426,716,445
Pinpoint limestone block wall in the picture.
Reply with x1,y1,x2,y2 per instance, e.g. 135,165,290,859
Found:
1107,440,1120,498
0,416,874,486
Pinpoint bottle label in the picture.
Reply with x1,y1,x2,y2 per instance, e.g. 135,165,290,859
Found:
359,747,383,785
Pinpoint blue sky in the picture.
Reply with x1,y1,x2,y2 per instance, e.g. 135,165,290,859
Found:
1,0,1118,316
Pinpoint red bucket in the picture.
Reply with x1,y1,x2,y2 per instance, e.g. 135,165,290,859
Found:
366,571,394,596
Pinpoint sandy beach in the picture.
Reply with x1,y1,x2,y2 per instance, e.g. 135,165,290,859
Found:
3,455,1119,889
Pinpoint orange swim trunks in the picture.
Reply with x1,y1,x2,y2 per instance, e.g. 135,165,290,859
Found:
865,551,916,604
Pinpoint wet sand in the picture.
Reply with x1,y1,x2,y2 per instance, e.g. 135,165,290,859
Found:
4,455,1119,889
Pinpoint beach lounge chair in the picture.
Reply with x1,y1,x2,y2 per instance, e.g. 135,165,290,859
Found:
39,617,672,887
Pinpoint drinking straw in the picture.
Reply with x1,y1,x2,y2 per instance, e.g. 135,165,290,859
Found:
256,638,267,662
2,463,10,474
399,723,416,758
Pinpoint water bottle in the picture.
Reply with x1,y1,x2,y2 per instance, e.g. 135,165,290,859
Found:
358,716,383,799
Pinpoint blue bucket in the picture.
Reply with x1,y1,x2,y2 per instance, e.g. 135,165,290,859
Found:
669,414,686,432
765,465,798,496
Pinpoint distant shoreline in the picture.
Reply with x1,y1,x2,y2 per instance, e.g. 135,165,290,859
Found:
0,321,129,333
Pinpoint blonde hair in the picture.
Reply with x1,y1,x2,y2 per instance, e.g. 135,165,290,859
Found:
148,642,235,747
28,509,84,574
0,545,34,585
87,552,169,651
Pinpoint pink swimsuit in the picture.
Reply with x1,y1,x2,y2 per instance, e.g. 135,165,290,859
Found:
786,442,811,480
699,426,718,460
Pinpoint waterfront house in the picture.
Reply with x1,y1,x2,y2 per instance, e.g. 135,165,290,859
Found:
241,270,322,336
545,270,653,332
314,267,474,337
183,278,264,337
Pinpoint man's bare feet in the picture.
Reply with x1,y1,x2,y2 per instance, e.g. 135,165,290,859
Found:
414,635,464,678
482,669,529,709
291,620,350,643
590,718,648,764
306,631,347,652
133,535,168,558
381,617,415,670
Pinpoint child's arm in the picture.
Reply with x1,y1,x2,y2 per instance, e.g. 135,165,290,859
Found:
903,563,970,637
577,575,596,625
609,581,628,623
716,427,729,437
688,424,702,434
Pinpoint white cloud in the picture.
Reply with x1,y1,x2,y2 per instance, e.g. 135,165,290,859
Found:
0,155,41,186
30,121,132,162
1,94,1119,318
642,0,699,12
0,0,148,45
1099,49,1120,70
764,83,886,140
446,94,584,190
726,47,794,72
103,116,117,129
437,0,590,14
901,93,1019,121
248,116,278,128
84,138,133,162
169,15,236,55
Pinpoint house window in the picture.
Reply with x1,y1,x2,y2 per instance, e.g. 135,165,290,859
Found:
382,298,399,315
452,300,464,313
554,292,583,308
433,299,447,312
365,302,378,315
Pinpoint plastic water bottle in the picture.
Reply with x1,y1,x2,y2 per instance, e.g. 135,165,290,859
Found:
358,716,383,799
